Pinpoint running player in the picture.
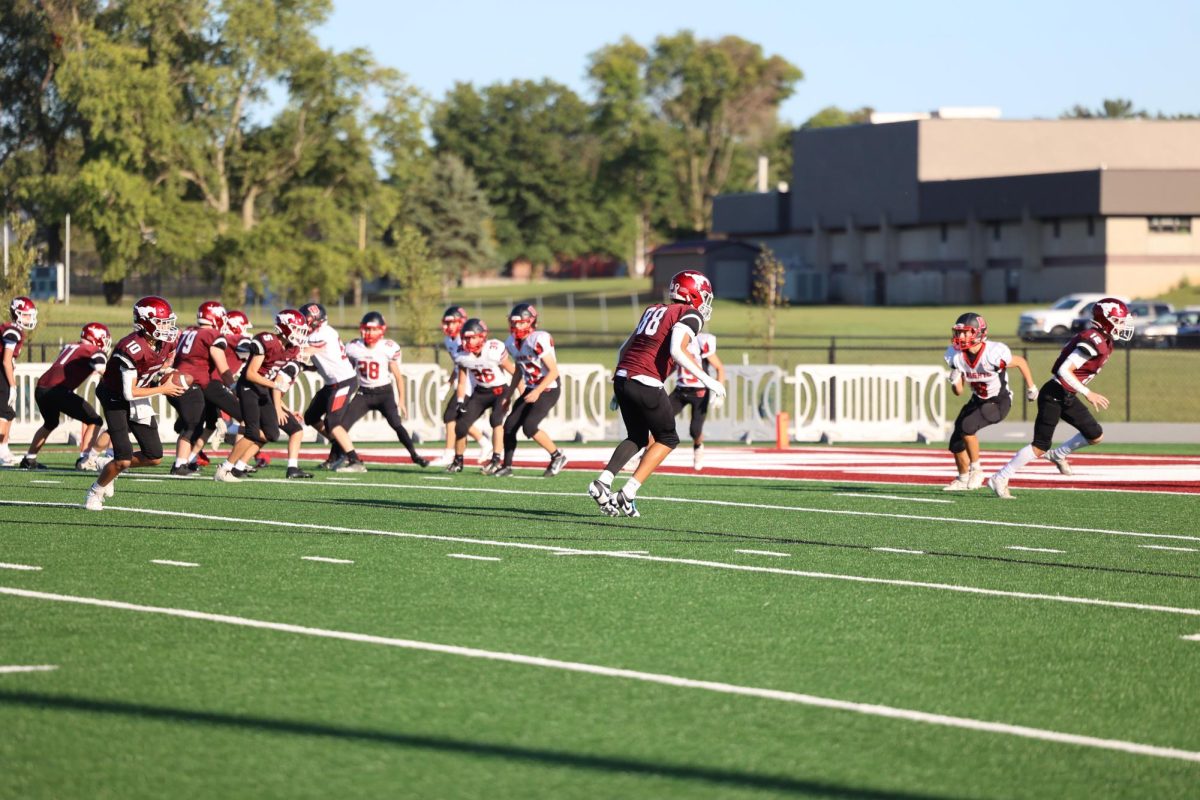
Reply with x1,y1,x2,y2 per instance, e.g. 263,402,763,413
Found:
589,271,725,517
988,298,1131,498
299,302,364,472
187,309,251,471
493,303,567,478
942,312,1036,491
669,329,726,471
167,301,235,476
0,296,38,466
431,306,489,466
84,297,186,510
446,318,515,474
20,322,112,470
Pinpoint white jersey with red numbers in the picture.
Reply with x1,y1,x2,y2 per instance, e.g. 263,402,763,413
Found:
505,330,558,390
305,324,356,383
675,332,717,389
344,337,402,389
944,341,1013,400
456,339,509,391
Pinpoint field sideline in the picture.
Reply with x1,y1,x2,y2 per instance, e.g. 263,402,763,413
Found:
2,447,1199,798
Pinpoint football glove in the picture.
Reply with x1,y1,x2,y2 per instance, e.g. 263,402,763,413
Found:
1026,385,1039,401
709,393,725,410
707,381,727,403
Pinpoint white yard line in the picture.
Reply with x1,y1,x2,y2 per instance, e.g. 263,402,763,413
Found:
448,554,501,562
1138,545,1198,553
1,585,1197,765
1006,546,1066,554
421,476,452,481
326,477,359,482
0,664,58,674
735,549,791,558
302,556,354,564
128,478,164,483
150,560,199,568
30,480,61,485
836,493,952,505
3,500,1199,618
553,550,650,557
873,548,925,555
0,562,42,571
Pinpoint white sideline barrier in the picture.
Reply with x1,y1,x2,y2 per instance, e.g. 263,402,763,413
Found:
789,365,949,443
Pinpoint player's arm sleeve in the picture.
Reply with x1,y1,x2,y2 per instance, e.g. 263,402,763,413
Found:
120,365,137,401
670,323,720,391
1057,349,1091,395
90,353,108,374
2,330,20,348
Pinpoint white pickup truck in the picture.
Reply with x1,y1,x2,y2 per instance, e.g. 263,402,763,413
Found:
1016,293,1126,341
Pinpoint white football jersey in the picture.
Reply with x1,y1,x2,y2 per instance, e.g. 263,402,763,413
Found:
456,339,509,391
345,337,402,389
944,341,1013,401
506,330,558,390
305,324,356,383
675,332,717,388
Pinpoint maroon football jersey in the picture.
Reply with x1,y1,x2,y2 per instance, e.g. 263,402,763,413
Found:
1051,328,1113,392
238,331,298,381
174,325,227,388
1,322,24,360
100,332,174,393
616,303,704,383
37,341,107,391
215,334,245,382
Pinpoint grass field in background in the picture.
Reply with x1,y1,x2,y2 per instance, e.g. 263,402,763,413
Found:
2,454,1199,799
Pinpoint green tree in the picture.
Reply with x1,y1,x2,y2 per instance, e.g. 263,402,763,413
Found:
1061,98,1146,119
802,105,874,129
386,224,441,351
1,215,39,312
752,245,786,351
406,153,497,290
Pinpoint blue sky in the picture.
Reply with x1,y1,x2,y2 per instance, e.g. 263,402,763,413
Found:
316,0,1198,124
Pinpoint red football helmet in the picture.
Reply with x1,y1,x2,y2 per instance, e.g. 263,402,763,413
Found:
223,310,251,338
508,303,537,341
360,311,386,346
197,300,228,329
951,312,987,351
80,322,112,350
669,270,714,321
1092,298,1133,341
442,306,467,337
274,309,309,347
9,296,37,330
133,296,178,343
461,318,488,354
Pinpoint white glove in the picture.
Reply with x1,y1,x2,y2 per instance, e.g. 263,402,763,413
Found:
706,381,727,404
1026,385,1039,401
274,375,294,393
709,393,725,410
7,387,14,408
948,369,962,385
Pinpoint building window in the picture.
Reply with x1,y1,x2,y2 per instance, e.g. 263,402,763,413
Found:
1087,217,1095,237
991,223,1001,242
939,223,948,243
1148,216,1192,233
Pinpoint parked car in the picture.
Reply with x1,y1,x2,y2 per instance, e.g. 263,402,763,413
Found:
1069,300,1174,337
1171,316,1200,349
1017,293,1119,341
1137,308,1200,347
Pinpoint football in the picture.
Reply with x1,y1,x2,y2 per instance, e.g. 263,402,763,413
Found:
162,370,191,390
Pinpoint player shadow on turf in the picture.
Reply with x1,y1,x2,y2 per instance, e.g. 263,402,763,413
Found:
0,690,951,800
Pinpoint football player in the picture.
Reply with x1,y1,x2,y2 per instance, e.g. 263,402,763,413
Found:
215,309,308,481
669,329,726,471
492,303,567,478
988,298,1131,499
84,297,186,510
337,311,429,467
431,306,490,467
167,301,236,476
446,318,515,474
20,322,112,470
188,309,251,471
0,296,38,466
589,271,726,517
298,302,365,472
942,312,1036,491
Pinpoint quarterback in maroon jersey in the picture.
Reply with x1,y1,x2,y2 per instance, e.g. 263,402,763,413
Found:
168,301,236,476
589,271,726,517
0,296,38,466
84,297,186,510
988,298,1131,499
20,322,112,470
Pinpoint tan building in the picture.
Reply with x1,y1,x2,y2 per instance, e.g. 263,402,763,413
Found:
712,119,1200,304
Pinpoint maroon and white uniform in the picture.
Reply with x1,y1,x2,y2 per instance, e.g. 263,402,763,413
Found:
237,332,299,385
101,333,174,395
174,326,228,389
38,342,107,392
675,332,717,389
97,332,175,461
506,330,558,390
1,322,25,360
617,303,704,386
1051,329,1113,392
214,335,245,383
236,332,302,443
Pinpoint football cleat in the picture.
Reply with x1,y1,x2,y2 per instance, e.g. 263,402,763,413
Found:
335,459,367,473
0,453,16,467
491,465,513,477
1045,450,1073,476
95,455,114,472
213,464,241,483
588,480,618,517
614,490,640,518
84,486,105,511
412,455,431,468
194,450,211,467
544,451,568,478
169,464,196,478
987,475,1013,499
476,446,494,465
967,467,985,490
186,461,202,473
445,458,464,474
943,476,972,492
286,466,313,479
75,453,97,471
693,445,704,472
429,453,453,468
19,457,48,471
480,457,501,476
317,456,343,471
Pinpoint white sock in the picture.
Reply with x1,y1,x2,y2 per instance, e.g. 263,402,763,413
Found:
623,478,642,499
187,452,199,465
90,481,102,494
0,444,10,457
288,457,298,468
969,461,981,471
957,471,969,480
598,469,615,486
104,448,114,457
234,460,248,471
25,450,37,459
994,445,1037,481
1049,433,1090,460
174,457,186,468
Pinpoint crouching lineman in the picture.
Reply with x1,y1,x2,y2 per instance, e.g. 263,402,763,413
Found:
1,296,38,466
338,311,428,467
492,303,567,478
669,328,725,471
432,306,490,466
988,298,1131,499
446,318,515,474
942,312,1036,491
21,322,112,470
84,297,186,510
168,301,236,476
589,271,725,517
299,302,365,473
215,309,309,481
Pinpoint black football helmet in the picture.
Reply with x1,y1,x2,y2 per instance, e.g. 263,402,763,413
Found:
951,312,987,351
461,318,488,354
299,302,328,330
508,303,538,341
441,306,467,337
